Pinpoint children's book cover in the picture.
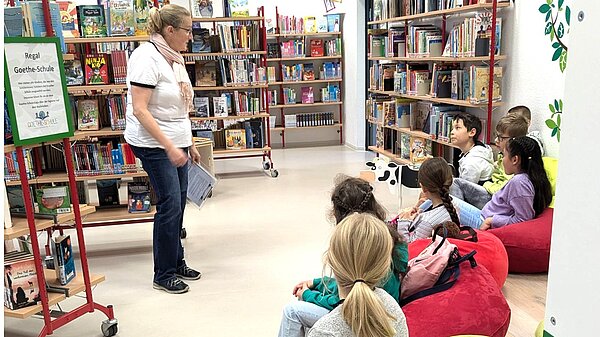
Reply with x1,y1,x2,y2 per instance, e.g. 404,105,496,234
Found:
301,87,314,104
58,1,79,37
225,129,246,150
36,186,72,214
4,6,23,37
190,0,214,18
303,63,315,81
53,235,75,285
78,5,107,37
84,54,109,85
133,0,149,36
303,16,317,33
127,182,151,213
64,60,84,86
212,96,228,117
4,257,40,310
229,0,249,17
109,0,135,36
77,99,100,130
410,136,429,164
195,61,217,86
194,97,210,117
326,14,340,32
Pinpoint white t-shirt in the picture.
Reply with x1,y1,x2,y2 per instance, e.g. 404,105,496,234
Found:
124,42,192,149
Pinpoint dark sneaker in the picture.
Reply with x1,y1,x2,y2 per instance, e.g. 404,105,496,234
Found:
153,278,189,294
175,265,202,280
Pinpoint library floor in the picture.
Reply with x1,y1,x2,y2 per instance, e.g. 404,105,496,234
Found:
4,146,546,337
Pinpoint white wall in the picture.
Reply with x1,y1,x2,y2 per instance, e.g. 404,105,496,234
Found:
500,0,570,158
544,0,600,335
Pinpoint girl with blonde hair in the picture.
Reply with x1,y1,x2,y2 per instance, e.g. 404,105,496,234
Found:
308,213,409,337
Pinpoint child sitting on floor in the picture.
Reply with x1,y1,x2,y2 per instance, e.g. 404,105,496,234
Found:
394,157,460,243
450,113,494,185
308,213,409,337
508,105,546,156
454,136,552,230
277,176,408,337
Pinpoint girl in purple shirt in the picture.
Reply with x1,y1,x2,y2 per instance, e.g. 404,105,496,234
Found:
479,136,552,230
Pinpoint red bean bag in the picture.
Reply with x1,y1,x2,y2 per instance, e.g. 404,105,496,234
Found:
408,230,509,287
403,263,510,337
487,208,554,273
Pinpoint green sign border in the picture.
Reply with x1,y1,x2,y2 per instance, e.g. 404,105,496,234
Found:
4,36,74,146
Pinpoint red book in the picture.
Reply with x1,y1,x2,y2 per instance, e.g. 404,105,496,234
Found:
310,40,324,57
301,87,314,104
84,54,110,85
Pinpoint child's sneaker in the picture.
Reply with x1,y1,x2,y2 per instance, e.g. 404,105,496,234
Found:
176,264,202,280
153,278,189,294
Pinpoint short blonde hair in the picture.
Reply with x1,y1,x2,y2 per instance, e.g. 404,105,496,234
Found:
508,105,532,124
496,114,528,138
148,4,190,35
326,213,396,337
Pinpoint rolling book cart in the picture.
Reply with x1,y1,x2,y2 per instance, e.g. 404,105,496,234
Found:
4,0,117,335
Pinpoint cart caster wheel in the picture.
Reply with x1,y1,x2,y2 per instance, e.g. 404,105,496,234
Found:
263,160,271,170
181,228,187,239
102,319,118,337
270,169,279,178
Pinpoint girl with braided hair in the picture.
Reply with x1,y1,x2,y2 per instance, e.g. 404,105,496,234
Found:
478,136,552,230
395,157,460,243
278,176,408,337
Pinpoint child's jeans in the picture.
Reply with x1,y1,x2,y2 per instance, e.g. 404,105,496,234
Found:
450,177,492,210
278,301,331,337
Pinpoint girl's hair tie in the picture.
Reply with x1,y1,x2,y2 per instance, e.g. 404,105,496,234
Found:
353,279,366,285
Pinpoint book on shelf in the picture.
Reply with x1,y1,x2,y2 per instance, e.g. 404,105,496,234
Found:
474,12,502,56
470,65,502,104
213,96,228,117
195,61,218,87
108,0,135,36
375,124,384,148
301,87,314,104
283,88,296,104
4,254,40,310
383,100,395,127
77,99,100,131
227,0,250,17
22,1,66,52
267,43,280,58
310,39,324,57
107,94,127,131
64,59,85,86
284,115,297,128
190,24,211,53
4,6,23,37
52,235,76,285
317,16,328,33
326,14,340,32
410,101,432,131
77,5,107,38
267,66,277,82
267,90,278,106
97,179,120,207
442,13,502,58
194,97,210,117
84,54,110,85
4,150,37,182
225,129,246,149
277,14,304,34
216,22,260,52
133,0,149,36
247,120,263,148
58,1,79,38
190,0,215,19
325,38,342,56
399,133,410,160
303,63,315,81
321,84,340,103
127,182,151,213
409,136,431,165
304,16,317,33
280,39,305,58
36,186,72,215
388,27,405,57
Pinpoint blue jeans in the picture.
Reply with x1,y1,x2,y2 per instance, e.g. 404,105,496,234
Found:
278,301,331,337
130,145,188,284
449,178,492,210
450,195,484,229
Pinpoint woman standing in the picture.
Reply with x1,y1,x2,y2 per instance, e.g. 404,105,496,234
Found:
125,4,201,294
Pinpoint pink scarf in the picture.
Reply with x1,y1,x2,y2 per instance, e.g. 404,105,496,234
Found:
150,33,194,114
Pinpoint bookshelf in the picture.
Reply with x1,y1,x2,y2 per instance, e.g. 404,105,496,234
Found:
267,9,344,148
365,0,507,166
4,205,97,240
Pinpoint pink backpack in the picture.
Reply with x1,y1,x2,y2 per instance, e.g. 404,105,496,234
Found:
400,225,477,306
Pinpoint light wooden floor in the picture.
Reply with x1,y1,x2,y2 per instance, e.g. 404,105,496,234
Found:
503,273,548,337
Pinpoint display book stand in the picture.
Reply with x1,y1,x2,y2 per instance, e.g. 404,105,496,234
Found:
267,6,344,148
366,0,508,165
183,6,278,177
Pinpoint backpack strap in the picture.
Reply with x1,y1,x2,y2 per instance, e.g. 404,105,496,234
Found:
459,226,479,242
450,250,478,268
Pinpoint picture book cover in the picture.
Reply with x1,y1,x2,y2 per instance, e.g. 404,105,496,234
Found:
133,0,149,36
303,16,317,33
317,16,328,33
58,1,79,37
229,0,249,17
127,182,151,213
474,12,501,56
84,54,109,85
64,60,84,86
195,61,217,86
4,6,23,37
472,66,503,104
410,136,429,164
301,87,314,104
326,14,340,32
77,99,100,131
395,99,411,128
400,133,410,159
225,129,246,150
190,24,211,53
213,96,228,117
303,63,315,81
310,39,324,57
190,0,214,18
77,5,107,37
36,186,71,215
53,235,75,285
4,256,40,310
109,0,135,36
383,101,395,127
194,97,210,117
